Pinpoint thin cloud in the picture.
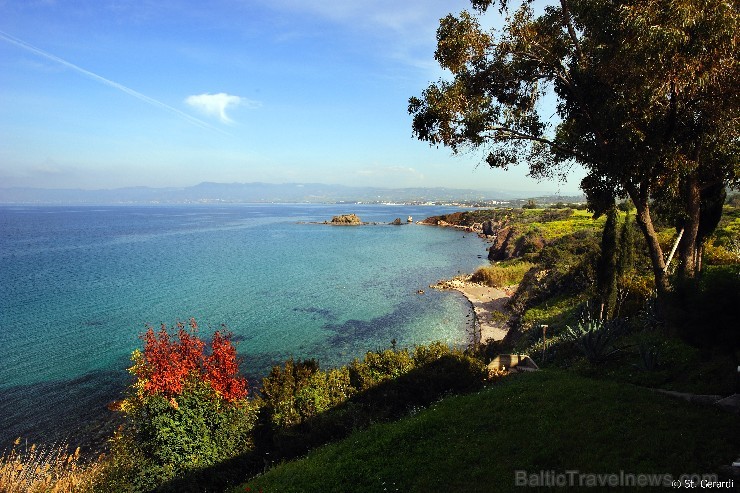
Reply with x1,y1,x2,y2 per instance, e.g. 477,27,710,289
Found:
0,29,227,135
185,93,258,124
258,0,475,78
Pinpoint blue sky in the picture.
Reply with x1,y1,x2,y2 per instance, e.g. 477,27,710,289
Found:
0,0,583,193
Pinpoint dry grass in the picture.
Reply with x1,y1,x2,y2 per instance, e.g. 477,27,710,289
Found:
0,439,103,493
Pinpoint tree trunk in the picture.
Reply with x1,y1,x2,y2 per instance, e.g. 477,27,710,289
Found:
677,175,701,279
630,193,669,299
696,243,703,273
596,206,618,319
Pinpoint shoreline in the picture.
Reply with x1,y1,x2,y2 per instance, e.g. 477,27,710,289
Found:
431,276,515,345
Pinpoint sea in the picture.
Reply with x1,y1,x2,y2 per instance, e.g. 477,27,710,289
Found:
0,203,487,453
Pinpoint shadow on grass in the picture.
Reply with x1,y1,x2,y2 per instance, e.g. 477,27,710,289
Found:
155,354,487,492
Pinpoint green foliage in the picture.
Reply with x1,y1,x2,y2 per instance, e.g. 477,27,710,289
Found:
411,341,453,366
617,199,635,212
703,242,740,265
114,384,258,488
520,294,584,332
260,358,355,429
470,261,534,287
349,349,415,391
615,274,655,319
508,230,600,318
707,205,740,263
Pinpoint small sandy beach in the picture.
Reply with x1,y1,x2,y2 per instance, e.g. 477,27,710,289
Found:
431,277,515,345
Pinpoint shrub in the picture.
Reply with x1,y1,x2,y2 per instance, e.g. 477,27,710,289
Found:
412,341,452,365
348,348,415,391
508,231,600,317
539,208,574,221
470,261,534,287
256,343,487,465
110,319,255,487
703,242,740,265
260,359,355,429
615,275,654,318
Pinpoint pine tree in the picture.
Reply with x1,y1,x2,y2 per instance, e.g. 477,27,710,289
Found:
616,212,635,279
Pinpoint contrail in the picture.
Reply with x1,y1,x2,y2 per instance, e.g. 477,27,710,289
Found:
0,29,229,135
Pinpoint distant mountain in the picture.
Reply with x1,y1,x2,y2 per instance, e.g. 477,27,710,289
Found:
0,182,582,205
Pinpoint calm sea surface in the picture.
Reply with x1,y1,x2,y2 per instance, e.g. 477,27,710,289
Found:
0,204,487,451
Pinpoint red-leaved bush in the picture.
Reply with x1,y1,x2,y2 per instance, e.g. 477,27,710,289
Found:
134,318,248,402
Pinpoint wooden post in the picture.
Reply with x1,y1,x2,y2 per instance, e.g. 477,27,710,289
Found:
541,325,548,362
663,228,684,274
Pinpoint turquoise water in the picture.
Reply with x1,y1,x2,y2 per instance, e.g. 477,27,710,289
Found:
0,204,486,449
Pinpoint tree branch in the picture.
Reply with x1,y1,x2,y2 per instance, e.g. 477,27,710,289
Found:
559,0,584,62
483,124,594,163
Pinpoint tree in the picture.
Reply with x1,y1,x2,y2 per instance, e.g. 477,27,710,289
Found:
409,0,739,302
616,211,635,278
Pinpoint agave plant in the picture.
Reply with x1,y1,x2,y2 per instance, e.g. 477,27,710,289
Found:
563,319,623,364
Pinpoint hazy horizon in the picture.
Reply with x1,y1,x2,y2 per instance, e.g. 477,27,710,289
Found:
0,179,576,195
0,180,587,205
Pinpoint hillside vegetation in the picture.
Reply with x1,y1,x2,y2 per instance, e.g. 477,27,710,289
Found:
437,205,740,393
236,371,739,493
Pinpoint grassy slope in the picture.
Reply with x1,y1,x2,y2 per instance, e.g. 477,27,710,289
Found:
234,371,739,493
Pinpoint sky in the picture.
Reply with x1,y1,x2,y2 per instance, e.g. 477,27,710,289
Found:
0,0,584,194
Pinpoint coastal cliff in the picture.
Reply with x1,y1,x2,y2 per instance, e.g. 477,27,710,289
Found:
420,208,556,260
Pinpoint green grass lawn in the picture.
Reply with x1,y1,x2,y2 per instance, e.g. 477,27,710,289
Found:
233,370,738,493
526,209,605,241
